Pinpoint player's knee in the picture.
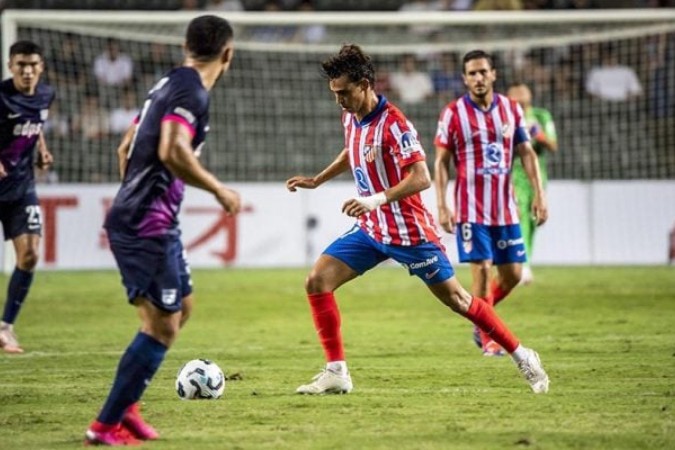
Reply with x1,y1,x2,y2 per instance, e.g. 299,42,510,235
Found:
17,249,39,271
305,270,331,294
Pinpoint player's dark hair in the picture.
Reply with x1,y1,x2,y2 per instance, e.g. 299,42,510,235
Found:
185,15,233,62
462,49,494,73
321,44,375,86
9,41,43,59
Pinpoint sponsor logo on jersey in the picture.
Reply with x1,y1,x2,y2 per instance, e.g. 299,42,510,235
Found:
173,106,196,124
354,167,370,195
13,121,43,138
399,131,420,155
8,112,21,119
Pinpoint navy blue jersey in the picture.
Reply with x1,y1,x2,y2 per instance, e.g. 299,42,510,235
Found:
0,79,55,201
105,67,210,237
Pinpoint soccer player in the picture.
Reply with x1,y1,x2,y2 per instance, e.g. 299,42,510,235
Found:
286,44,549,396
85,15,241,446
0,41,55,354
507,82,557,285
434,50,548,355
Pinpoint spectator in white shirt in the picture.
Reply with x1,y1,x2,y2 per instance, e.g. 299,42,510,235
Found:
109,90,140,135
585,48,642,102
389,54,434,105
93,39,133,87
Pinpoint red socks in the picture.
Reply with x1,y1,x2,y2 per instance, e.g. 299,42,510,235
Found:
488,280,509,306
465,296,519,353
307,292,344,362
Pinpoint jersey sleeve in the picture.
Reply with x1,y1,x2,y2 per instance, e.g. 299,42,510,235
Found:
541,109,557,143
389,118,425,169
161,78,208,137
434,104,454,151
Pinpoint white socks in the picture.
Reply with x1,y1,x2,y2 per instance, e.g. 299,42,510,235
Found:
327,361,348,374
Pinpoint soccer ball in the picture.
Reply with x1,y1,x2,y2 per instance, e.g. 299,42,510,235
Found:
175,359,225,400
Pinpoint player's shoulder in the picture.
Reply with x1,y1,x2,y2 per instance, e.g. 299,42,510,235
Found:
165,67,207,102
531,106,553,118
35,82,55,102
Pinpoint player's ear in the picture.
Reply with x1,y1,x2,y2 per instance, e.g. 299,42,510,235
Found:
221,46,233,66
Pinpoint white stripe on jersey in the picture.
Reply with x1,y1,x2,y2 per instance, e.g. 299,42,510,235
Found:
456,100,476,223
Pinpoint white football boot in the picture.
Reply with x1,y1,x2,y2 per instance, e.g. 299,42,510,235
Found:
296,368,353,395
517,348,549,394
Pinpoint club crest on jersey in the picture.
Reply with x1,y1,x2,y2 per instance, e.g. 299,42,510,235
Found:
362,145,380,163
501,123,512,138
399,131,420,155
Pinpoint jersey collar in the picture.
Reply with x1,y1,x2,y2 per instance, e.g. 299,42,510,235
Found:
464,93,498,113
353,95,387,128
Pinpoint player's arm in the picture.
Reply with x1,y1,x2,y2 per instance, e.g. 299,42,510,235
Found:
158,120,241,215
36,131,54,170
286,147,350,192
516,141,548,225
341,160,430,218
116,124,136,180
531,112,558,153
434,145,456,234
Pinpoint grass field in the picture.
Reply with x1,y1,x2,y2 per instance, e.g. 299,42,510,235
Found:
0,266,673,449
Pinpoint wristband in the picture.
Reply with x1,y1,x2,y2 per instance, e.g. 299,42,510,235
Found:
356,192,387,211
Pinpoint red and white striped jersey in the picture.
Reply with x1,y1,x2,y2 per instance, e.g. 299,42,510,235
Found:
343,96,440,246
434,93,529,226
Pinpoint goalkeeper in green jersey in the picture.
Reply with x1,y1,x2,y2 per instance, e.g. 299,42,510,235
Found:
507,82,557,285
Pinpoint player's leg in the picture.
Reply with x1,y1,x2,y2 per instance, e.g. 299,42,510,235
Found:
489,224,528,306
0,195,42,354
515,183,535,285
85,233,184,445
425,277,549,393
297,226,386,395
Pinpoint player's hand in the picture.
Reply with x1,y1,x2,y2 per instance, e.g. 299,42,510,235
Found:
286,176,318,192
215,186,241,216
438,204,456,234
0,161,6,178
341,193,387,217
529,125,546,143
36,150,54,170
532,192,548,226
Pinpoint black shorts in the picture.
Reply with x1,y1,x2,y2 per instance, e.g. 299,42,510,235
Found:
0,191,42,241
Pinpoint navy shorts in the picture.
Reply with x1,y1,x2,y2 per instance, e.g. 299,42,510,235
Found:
0,192,42,241
107,230,193,313
324,226,455,285
455,222,527,265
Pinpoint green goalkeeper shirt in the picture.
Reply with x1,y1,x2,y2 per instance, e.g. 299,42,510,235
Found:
512,106,556,187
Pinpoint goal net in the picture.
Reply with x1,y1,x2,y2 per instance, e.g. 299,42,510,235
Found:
2,9,674,184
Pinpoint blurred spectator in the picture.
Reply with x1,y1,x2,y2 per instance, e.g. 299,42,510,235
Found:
585,46,643,102
474,0,522,9
43,102,71,138
93,39,133,87
399,0,447,36
292,0,326,44
644,33,672,117
138,43,173,86
204,0,244,10
47,33,86,87
389,54,434,104
73,94,110,140
430,52,464,101
109,90,140,135
180,0,201,10
250,1,296,42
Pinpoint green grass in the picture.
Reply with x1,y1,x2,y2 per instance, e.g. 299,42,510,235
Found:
0,266,673,449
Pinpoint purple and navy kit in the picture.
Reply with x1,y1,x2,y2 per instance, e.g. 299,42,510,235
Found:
0,79,54,202
104,67,209,238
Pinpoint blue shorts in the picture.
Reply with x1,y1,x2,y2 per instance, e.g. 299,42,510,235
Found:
456,222,527,265
324,226,454,285
107,230,193,313
0,192,42,241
